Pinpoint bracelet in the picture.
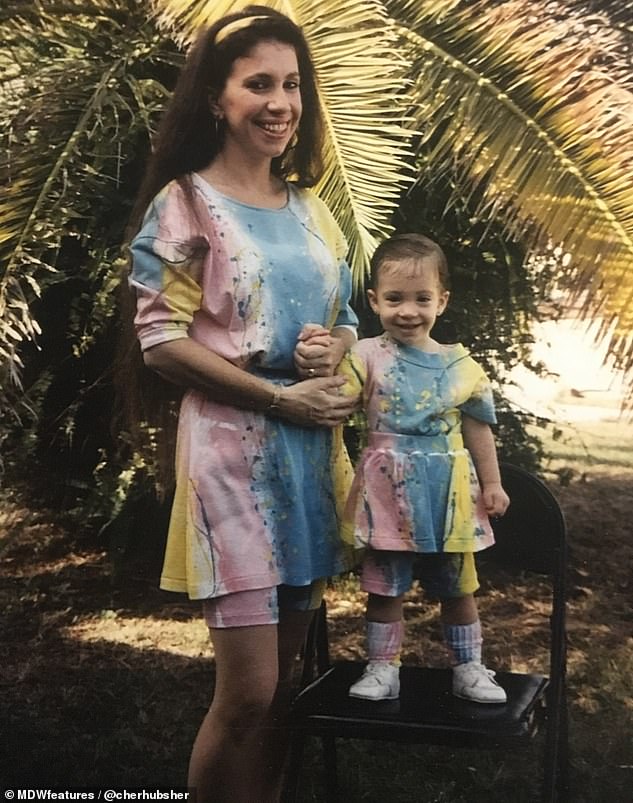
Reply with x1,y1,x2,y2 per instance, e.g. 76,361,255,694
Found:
266,386,283,414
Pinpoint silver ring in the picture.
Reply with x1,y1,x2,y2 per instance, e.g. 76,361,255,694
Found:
308,368,316,377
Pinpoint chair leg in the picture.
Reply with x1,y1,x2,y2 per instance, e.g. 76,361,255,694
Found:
556,694,570,802
283,730,306,803
542,682,568,802
322,735,339,803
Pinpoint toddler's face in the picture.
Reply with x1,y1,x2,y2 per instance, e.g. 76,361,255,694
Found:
367,257,449,350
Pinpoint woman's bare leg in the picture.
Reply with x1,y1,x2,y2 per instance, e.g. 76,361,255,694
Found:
188,624,281,803
188,612,313,803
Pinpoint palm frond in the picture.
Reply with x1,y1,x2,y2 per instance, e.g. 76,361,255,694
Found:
0,2,177,396
150,0,415,283
387,0,633,370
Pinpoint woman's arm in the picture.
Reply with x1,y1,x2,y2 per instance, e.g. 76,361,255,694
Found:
461,414,510,516
144,337,358,427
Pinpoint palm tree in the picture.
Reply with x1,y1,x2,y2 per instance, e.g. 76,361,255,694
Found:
152,0,633,357
393,0,633,354
0,1,179,426
1,0,632,493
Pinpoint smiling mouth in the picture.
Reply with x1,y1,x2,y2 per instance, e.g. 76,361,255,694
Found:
257,121,291,135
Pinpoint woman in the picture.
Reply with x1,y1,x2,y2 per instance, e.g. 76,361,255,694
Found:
127,7,359,802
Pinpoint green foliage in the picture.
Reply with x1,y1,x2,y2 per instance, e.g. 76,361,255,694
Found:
0,3,181,510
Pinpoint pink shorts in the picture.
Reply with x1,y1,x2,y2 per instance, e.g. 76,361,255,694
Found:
202,580,327,629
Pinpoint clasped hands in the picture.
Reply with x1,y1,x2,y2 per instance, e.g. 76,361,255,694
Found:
294,323,345,380
275,323,358,427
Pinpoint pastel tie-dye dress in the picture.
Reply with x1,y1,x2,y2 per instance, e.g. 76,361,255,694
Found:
129,175,358,600
339,333,496,553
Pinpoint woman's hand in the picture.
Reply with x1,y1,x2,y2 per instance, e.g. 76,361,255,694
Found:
142,334,359,426
294,323,346,379
275,374,359,427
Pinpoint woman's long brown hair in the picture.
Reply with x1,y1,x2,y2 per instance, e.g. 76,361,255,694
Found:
115,6,325,492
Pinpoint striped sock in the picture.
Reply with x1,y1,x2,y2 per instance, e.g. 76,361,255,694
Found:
442,620,483,665
367,620,404,666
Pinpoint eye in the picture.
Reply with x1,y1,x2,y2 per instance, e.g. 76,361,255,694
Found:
246,78,270,91
284,79,300,90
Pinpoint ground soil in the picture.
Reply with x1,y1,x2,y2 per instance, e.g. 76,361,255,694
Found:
1,459,632,800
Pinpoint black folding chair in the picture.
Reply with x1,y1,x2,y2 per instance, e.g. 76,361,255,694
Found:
285,463,568,802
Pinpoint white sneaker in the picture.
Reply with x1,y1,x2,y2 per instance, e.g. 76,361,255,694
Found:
349,661,400,701
453,661,507,703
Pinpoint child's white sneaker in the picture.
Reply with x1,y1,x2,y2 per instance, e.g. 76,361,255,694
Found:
452,661,507,703
349,661,400,701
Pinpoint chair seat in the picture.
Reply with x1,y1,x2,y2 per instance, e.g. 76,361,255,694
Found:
292,662,548,747
286,467,568,801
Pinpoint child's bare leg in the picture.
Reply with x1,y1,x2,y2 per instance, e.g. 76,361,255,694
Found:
349,552,411,700
440,593,478,625
349,593,404,700
365,593,405,664
440,593,483,664
366,592,404,623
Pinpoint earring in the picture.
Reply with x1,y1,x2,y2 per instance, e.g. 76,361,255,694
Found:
213,116,220,138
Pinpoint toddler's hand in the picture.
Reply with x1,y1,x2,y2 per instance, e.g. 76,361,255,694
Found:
297,323,332,346
482,483,510,517
294,322,344,378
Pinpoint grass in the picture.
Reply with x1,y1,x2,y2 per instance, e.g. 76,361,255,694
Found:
532,417,633,474
1,416,632,801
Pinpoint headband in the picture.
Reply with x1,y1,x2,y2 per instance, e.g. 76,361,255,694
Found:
214,15,271,45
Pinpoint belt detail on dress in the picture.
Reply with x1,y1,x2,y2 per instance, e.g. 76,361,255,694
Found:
368,431,464,453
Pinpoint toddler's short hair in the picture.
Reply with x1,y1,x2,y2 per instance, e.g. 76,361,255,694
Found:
370,233,450,291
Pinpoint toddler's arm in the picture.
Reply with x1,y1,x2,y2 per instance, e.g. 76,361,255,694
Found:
462,415,510,517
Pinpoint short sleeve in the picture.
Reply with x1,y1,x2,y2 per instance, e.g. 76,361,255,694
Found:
333,262,359,330
303,189,348,263
458,367,497,425
337,348,366,399
129,181,208,352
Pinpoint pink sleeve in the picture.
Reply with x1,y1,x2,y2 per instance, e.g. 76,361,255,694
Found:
129,182,209,351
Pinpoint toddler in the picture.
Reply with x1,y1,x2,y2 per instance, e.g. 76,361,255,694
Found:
339,233,510,703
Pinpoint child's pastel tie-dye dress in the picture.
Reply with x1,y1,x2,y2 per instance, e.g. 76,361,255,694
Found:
129,175,358,600
339,333,496,553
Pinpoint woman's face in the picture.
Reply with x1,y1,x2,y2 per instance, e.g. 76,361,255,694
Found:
213,39,302,163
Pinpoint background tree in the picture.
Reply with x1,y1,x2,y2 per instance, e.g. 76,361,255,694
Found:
1,0,631,524
0,2,180,494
